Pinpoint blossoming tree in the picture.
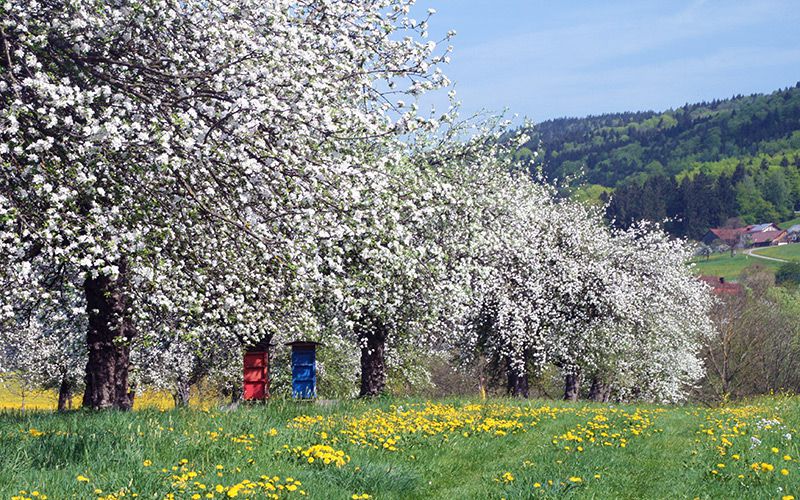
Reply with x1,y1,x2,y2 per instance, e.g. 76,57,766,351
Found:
1,0,452,408
447,129,715,402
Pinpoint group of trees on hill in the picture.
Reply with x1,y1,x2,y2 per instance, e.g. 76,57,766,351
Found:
605,155,800,239
519,85,800,237
1,0,714,410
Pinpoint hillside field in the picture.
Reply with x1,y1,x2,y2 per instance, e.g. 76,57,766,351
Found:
780,217,800,230
752,244,800,262
690,252,781,281
2,397,799,499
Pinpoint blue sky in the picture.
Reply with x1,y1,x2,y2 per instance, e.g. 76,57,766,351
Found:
417,0,800,122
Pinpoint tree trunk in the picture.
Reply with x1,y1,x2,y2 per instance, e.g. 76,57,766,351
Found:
588,376,611,402
57,378,72,412
230,384,242,405
358,319,387,397
564,371,581,401
174,377,191,408
82,259,136,410
506,361,529,398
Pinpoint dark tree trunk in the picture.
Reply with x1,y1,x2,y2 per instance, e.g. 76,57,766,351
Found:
57,378,72,412
588,376,612,402
230,384,242,404
82,259,136,410
506,360,529,398
174,376,191,408
564,371,581,401
358,319,387,397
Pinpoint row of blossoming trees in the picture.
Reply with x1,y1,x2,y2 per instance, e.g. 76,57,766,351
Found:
0,0,714,410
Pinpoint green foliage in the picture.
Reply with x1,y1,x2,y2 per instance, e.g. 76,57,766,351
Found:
571,184,612,208
522,83,800,238
776,261,800,286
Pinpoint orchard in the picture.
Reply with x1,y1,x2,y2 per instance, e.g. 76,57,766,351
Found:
0,0,713,409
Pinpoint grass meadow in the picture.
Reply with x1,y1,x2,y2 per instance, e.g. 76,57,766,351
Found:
690,252,781,281
1,395,799,499
752,244,800,262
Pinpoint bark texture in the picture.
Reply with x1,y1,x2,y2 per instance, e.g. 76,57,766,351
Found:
82,260,136,410
174,377,191,408
358,319,387,397
57,378,72,412
564,372,581,401
588,376,612,402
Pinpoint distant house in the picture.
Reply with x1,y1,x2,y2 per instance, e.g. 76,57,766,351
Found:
747,230,786,247
746,222,782,233
701,227,746,246
786,224,800,243
702,222,786,247
699,275,743,296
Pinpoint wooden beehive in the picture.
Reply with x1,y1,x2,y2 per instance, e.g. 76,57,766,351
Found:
285,341,322,399
243,337,273,401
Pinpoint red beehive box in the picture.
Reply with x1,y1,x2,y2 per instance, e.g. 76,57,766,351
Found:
243,350,269,401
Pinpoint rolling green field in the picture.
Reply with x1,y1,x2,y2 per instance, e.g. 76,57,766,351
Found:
780,217,800,230
2,397,799,499
752,244,800,262
690,252,781,281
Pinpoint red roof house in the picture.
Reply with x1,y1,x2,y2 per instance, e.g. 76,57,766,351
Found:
702,223,786,247
747,230,786,247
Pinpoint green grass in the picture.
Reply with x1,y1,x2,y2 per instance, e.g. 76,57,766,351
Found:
690,252,781,281
2,396,800,499
752,244,800,262
780,216,800,230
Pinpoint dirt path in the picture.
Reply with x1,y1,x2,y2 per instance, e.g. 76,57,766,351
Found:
746,247,788,263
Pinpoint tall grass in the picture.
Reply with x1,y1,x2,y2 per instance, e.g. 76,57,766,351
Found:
2,396,799,499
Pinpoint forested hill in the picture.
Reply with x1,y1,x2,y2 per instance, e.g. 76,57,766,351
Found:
518,83,800,239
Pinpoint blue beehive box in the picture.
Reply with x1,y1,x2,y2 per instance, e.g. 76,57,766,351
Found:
285,341,322,399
